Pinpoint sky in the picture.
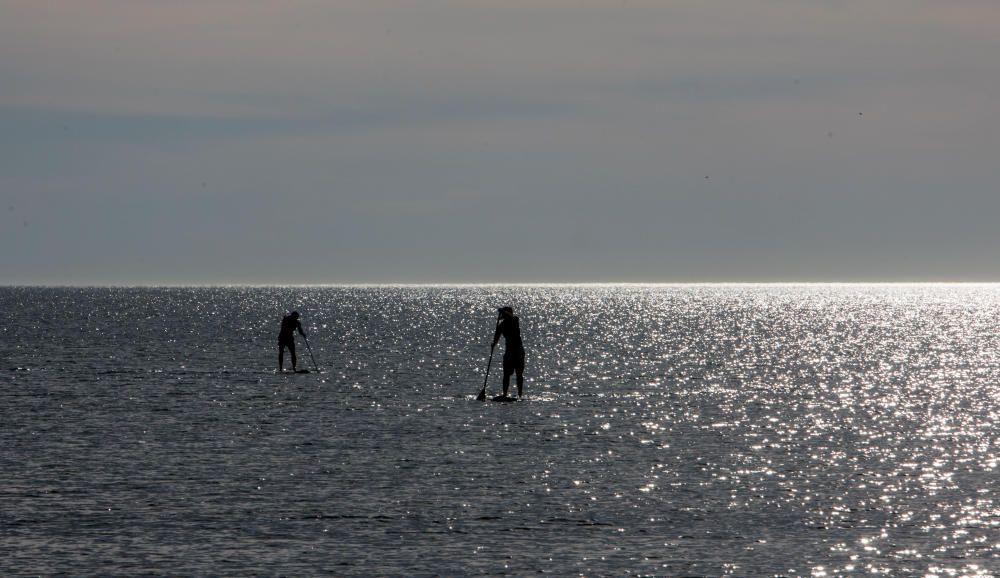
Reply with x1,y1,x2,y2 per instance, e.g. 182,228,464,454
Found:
2,0,1000,285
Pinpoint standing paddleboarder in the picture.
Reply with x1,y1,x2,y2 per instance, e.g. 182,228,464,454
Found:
492,306,525,398
278,311,307,372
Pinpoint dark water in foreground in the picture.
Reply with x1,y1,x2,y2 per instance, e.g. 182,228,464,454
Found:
3,285,1000,576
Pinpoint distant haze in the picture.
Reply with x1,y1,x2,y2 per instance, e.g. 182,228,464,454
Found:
3,1,1000,285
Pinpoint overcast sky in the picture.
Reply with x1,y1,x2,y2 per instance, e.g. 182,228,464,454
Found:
2,0,999,284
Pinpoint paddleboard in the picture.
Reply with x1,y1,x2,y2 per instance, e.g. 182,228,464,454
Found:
491,395,518,403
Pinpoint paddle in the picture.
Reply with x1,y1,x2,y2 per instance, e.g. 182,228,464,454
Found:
476,311,502,401
303,334,319,372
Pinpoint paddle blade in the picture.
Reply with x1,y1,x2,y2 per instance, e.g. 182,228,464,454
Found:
476,388,486,401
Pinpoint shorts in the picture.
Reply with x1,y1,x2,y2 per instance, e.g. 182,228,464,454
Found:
503,349,525,375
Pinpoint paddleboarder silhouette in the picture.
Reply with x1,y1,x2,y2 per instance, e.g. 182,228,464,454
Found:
278,311,307,372
492,306,525,398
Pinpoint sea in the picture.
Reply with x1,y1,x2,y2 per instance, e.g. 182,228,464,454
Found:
3,284,1000,576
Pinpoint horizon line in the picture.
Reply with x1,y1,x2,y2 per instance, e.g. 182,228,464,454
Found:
6,281,1000,289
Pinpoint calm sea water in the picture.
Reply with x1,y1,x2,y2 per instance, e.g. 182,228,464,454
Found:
3,285,1000,576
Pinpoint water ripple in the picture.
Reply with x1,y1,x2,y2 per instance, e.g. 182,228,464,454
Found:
3,284,1000,575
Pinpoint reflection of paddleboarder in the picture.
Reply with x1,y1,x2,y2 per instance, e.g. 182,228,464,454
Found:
278,311,307,372
492,306,525,398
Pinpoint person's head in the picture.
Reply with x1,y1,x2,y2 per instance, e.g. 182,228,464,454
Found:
291,311,300,319
498,306,514,318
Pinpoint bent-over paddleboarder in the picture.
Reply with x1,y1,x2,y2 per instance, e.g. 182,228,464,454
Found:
278,311,307,372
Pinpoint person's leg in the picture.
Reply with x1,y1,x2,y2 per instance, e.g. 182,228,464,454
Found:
502,356,512,397
515,353,525,397
279,343,285,371
289,341,297,371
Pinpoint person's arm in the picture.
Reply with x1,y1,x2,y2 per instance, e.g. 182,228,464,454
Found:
492,321,502,349
297,321,307,338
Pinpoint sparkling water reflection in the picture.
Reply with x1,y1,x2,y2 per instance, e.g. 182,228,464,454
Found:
3,285,1000,575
